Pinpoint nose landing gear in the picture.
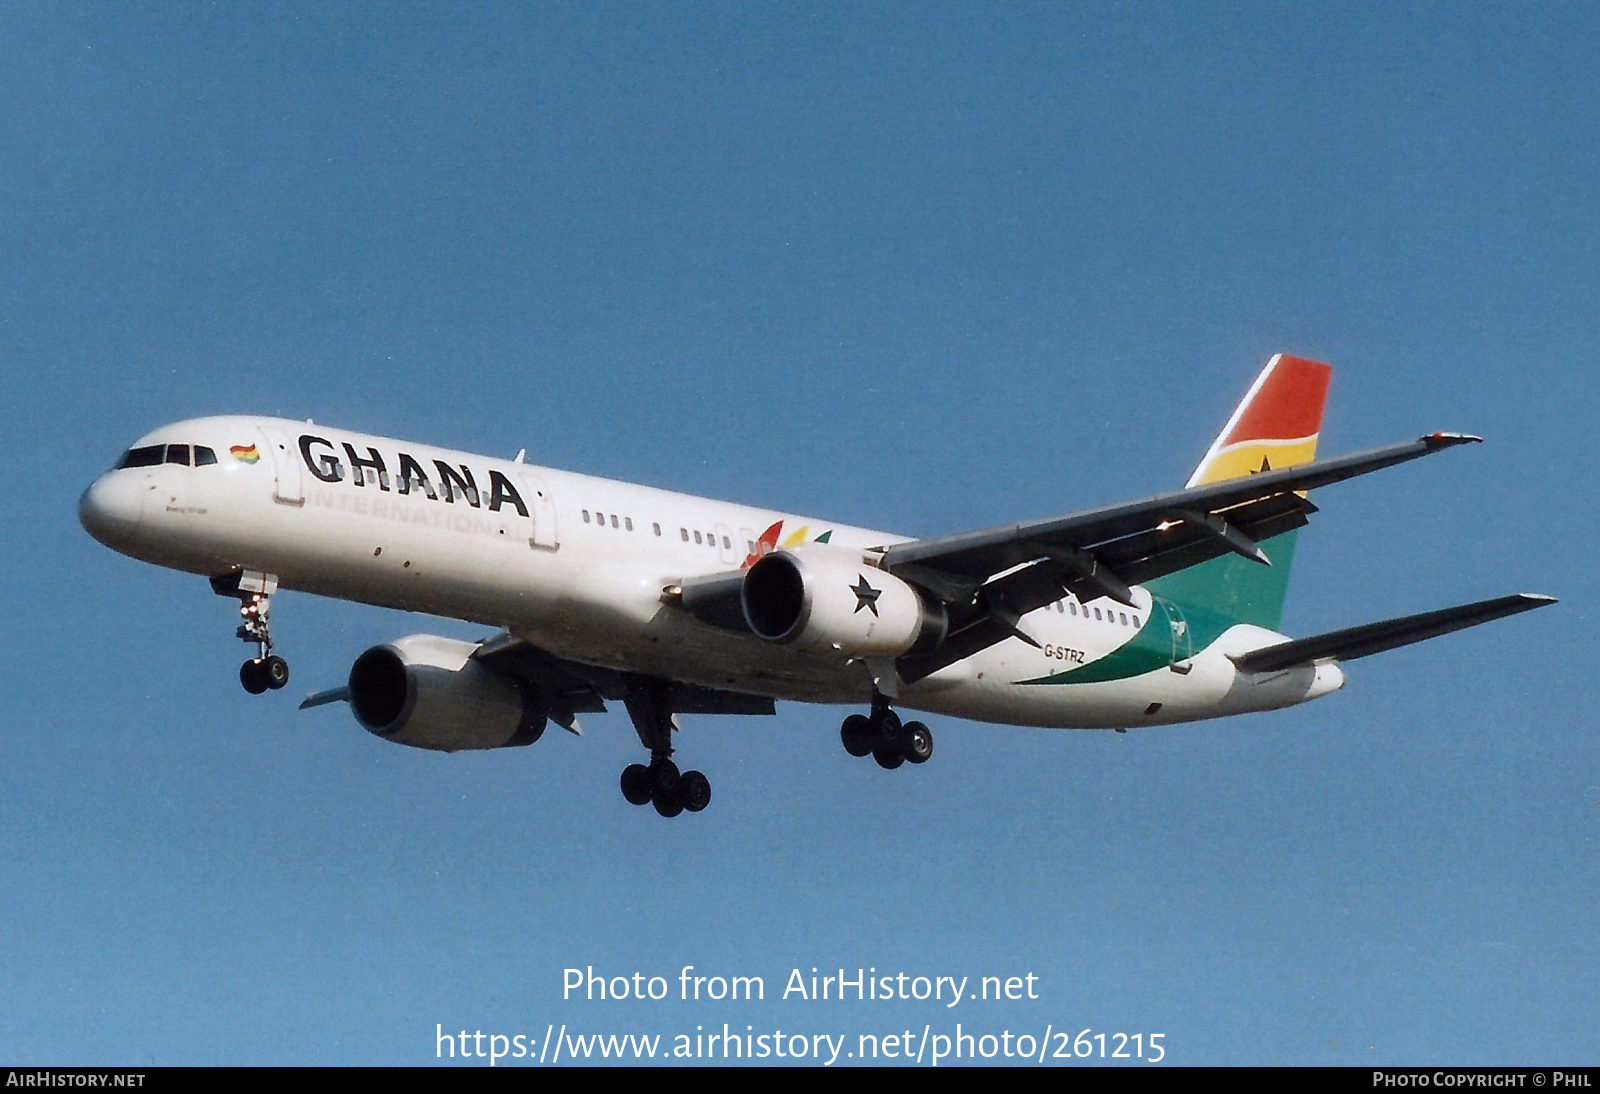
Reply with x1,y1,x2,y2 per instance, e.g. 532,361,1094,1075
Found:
211,571,289,695
841,700,933,769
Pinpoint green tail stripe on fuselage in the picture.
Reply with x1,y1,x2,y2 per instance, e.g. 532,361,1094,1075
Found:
1015,531,1300,688
1146,529,1299,632
1014,596,1239,687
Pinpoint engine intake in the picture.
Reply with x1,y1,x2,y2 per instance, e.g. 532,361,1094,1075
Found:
742,546,945,659
347,634,546,752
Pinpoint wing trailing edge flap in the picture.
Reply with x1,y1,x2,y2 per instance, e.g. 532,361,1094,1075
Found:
471,632,775,726
1229,593,1557,675
895,478,1318,684
886,435,1475,681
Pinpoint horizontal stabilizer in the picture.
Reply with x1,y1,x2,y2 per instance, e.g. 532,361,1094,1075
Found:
1231,593,1556,674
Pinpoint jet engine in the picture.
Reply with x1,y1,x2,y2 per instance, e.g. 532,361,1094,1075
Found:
346,634,546,752
742,545,946,659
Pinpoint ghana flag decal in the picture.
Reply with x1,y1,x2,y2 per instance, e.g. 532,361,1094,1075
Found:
230,444,261,464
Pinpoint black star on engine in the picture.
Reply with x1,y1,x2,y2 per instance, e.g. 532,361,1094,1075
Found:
1252,455,1272,474
851,575,881,616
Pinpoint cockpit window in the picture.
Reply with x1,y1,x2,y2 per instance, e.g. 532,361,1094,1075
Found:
116,445,165,469
116,443,218,469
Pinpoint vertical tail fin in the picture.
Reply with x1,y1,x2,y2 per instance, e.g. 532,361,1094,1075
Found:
1148,354,1332,630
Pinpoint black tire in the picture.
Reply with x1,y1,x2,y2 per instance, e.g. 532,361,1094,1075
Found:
875,709,904,750
264,656,290,690
653,789,684,818
680,770,711,813
903,721,933,764
621,764,653,806
873,748,904,770
649,758,681,798
240,659,268,695
841,714,874,757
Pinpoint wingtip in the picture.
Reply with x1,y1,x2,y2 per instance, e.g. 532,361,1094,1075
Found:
1423,431,1484,448
1517,593,1558,605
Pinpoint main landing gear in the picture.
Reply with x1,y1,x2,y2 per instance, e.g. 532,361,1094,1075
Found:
841,699,933,770
211,571,289,696
620,680,711,818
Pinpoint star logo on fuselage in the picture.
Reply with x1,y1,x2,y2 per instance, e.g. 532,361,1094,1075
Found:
1252,455,1272,473
852,575,881,616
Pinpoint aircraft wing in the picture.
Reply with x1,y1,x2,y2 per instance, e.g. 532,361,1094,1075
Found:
884,433,1480,682
883,433,1477,590
1228,593,1556,674
471,632,774,731
301,633,774,733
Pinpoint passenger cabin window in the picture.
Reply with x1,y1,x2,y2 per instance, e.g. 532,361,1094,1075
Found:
610,515,618,529
583,510,591,523
1132,615,1141,629
653,522,662,536
625,517,634,532
680,528,689,542
195,446,217,466
694,531,703,544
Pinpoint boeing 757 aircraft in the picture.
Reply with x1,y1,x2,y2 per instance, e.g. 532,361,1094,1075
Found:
79,355,1553,817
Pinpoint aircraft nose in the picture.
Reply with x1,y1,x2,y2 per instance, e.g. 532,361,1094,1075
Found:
79,472,144,548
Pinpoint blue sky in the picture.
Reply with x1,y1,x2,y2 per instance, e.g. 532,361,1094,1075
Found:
1,2,1595,1065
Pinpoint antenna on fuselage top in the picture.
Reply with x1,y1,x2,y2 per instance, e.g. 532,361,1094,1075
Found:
514,448,526,463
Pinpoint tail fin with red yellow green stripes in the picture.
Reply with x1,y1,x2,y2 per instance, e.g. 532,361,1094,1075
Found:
1146,354,1333,630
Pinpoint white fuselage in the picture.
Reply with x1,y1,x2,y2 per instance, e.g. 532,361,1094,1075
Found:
79,416,1344,729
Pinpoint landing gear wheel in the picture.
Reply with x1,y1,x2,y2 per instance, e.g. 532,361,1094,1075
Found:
621,681,714,818
903,721,933,764
841,714,874,757
874,708,904,751
621,764,652,806
679,770,711,813
240,659,268,695
873,748,905,770
649,758,681,799
263,656,290,690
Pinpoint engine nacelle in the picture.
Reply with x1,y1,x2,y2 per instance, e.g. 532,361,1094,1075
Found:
742,545,946,659
347,634,546,752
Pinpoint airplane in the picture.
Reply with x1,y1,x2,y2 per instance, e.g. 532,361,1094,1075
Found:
78,354,1554,817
